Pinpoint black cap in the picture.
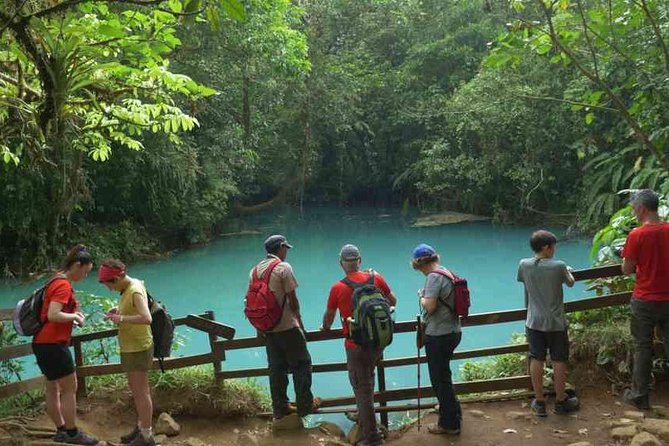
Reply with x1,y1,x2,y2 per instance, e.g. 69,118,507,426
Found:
264,234,293,253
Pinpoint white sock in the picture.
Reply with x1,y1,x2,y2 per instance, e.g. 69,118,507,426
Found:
140,427,152,439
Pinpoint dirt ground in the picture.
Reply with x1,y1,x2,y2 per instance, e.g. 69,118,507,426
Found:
11,378,669,446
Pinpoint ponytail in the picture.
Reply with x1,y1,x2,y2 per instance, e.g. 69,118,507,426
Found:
61,244,93,271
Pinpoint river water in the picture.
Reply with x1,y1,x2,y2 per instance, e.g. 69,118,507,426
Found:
0,206,592,427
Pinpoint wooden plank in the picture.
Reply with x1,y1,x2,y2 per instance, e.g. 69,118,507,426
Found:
572,264,622,281
0,308,13,321
0,343,33,361
564,291,631,312
318,375,532,408
0,376,44,399
71,313,208,342
185,315,236,340
77,353,217,377
73,340,87,398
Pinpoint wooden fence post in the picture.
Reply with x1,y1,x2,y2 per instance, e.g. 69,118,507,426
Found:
73,339,87,398
204,310,223,384
377,352,388,428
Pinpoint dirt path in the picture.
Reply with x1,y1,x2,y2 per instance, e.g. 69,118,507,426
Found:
12,381,669,446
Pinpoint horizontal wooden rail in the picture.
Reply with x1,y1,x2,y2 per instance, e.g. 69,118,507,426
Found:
0,308,13,321
0,342,34,361
0,376,44,399
184,315,235,340
72,313,208,343
217,343,529,380
572,264,622,281
77,350,224,377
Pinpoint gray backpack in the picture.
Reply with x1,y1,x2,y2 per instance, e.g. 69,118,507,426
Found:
13,275,66,336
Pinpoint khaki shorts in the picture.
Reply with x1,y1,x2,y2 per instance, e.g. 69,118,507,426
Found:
120,347,154,372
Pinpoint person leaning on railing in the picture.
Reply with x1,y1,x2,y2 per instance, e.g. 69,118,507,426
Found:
620,189,669,410
32,244,98,445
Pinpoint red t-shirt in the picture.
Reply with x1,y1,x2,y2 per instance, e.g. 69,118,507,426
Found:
623,223,669,301
33,277,78,344
326,270,392,349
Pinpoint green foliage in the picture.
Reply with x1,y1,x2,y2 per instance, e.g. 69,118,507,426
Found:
460,334,527,381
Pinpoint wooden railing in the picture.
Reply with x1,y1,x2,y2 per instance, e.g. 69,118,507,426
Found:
0,310,236,399
0,265,628,426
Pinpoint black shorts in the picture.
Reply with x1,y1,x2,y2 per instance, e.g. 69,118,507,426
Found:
33,343,75,381
526,328,569,362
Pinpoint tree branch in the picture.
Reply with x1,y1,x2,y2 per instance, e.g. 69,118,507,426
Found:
31,0,168,19
637,0,669,74
576,0,599,79
0,71,42,99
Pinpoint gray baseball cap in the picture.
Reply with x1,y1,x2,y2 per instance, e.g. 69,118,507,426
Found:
264,234,293,253
339,244,361,261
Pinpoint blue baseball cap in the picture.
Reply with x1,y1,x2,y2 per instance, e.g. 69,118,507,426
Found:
412,243,436,259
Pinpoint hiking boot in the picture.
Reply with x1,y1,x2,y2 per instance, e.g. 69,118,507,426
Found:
531,399,547,417
427,423,460,435
554,396,580,415
623,388,651,410
128,434,156,446
121,425,140,444
60,430,98,445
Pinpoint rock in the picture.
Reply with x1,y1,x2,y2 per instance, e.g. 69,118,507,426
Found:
469,410,486,418
607,418,637,428
652,405,669,419
236,433,258,446
506,411,532,421
631,432,662,446
567,442,593,446
318,421,346,439
642,418,669,440
625,410,646,421
347,424,362,445
323,441,349,446
412,212,490,227
611,425,639,440
181,437,208,446
154,434,167,444
156,412,181,437
272,414,303,432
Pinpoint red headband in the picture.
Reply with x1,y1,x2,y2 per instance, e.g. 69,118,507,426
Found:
98,264,125,283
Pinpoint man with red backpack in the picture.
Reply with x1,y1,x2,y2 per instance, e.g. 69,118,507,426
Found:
246,235,318,425
321,244,397,446
412,243,463,435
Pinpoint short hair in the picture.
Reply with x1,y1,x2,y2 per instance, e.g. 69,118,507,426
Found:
631,189,659,212
411,254,440,270
530,230,557,253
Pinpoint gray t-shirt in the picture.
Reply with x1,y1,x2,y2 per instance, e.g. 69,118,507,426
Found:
422,268,461,336
517,258,572,332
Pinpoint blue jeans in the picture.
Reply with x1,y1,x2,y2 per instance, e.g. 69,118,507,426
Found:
425,332,462,430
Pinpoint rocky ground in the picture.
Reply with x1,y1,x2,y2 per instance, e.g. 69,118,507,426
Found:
3,381,669,446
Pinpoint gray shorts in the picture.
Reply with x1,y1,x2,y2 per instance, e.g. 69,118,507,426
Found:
526,328,569,362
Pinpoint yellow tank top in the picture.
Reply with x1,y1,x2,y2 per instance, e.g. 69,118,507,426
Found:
118,278,154,353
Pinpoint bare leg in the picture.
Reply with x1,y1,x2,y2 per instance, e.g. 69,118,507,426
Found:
553,361,568,401
45,379,64,428
57,373,78,429
127,371,153,431
530,359,545,401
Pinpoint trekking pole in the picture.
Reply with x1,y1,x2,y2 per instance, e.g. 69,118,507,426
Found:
416,314,422,431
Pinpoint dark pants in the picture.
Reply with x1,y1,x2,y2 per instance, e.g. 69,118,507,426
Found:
629,298,669,399
346,346,383,446
425,332,462,430
265,327,314,417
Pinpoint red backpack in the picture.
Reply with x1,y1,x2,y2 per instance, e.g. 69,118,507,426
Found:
431,269,471,319
244,260,285,331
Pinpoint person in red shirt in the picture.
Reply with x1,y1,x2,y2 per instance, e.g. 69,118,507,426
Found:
621,189,669,410
321,244,397,446
32,244,98,445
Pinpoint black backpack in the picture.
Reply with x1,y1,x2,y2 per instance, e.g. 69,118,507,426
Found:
12,275,66,336
342,272,394,349
147,293,175,372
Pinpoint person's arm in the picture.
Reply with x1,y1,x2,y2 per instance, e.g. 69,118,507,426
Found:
622,257,637,275
564,265,575,287
47,301,84,325
286,290,305,330
420,295,439,314
321,308,337,331
107,293,152,325
420,273,443,315
621,232,638,275
374,273,397,307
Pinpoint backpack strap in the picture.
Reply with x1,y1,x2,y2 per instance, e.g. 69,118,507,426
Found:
427,269,456,312
340,270,375,289
257,259,281,284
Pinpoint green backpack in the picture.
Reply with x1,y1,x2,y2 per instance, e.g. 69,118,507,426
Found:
342,271,394,349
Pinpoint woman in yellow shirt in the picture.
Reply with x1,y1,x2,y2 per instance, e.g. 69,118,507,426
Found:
99,260,155,446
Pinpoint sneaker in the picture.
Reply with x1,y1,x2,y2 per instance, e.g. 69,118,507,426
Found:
53,429,68,442
531,399,547,417
554,396,580,415
623,388,651,410
60,430,98,445
121,426,140,444
128,434,156,446
427,423,460,435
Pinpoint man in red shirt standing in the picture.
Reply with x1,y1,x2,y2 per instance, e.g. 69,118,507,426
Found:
321,244,397,446
621,189,669,409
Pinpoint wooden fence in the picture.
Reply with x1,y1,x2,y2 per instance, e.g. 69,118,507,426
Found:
0,264,629,427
